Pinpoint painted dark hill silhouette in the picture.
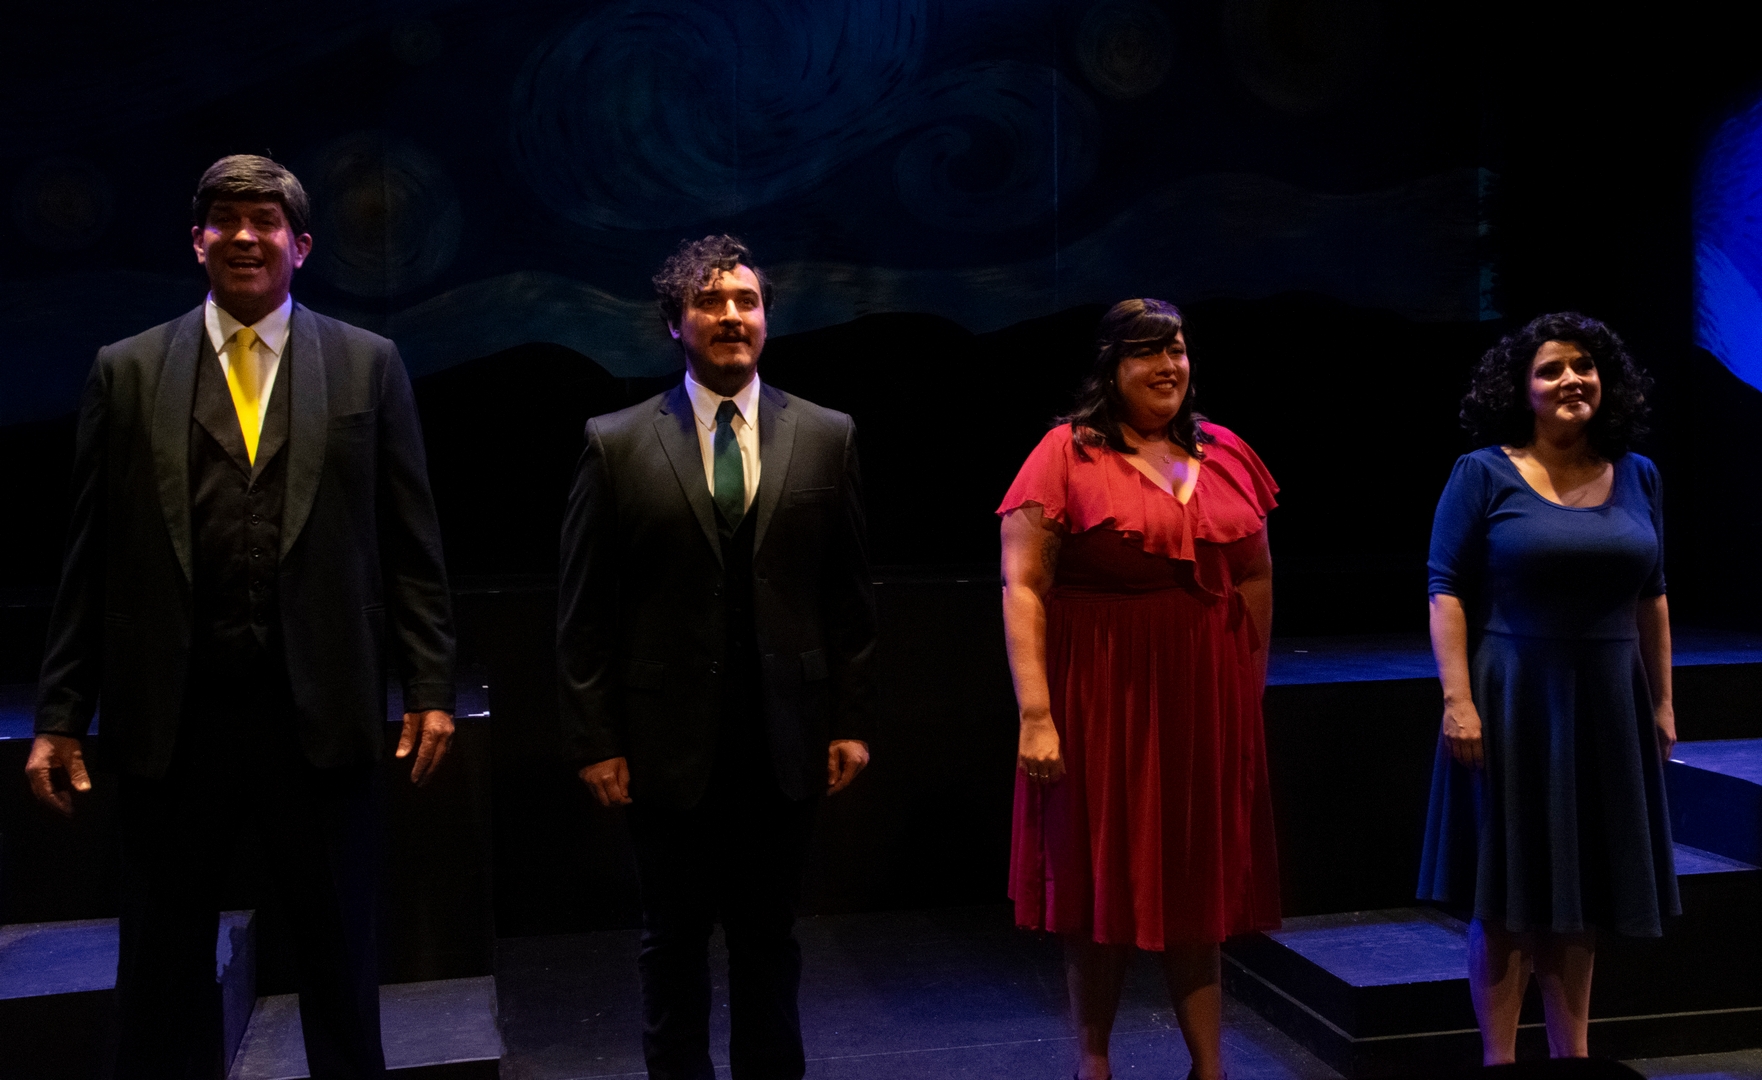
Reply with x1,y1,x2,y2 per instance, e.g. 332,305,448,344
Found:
0,298,1498,645
410,342,650,580
407,297,1496,631
16,295,1759,645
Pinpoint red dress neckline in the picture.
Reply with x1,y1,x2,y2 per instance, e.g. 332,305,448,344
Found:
997,422,1278,596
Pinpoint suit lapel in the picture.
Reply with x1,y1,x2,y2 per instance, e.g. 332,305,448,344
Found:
751,382,794,555
151,308,206,585
654,383,723,565
252,363,290,478
279,304,328,559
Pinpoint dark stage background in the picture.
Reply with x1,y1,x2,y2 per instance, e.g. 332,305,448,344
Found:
3,1,1762,942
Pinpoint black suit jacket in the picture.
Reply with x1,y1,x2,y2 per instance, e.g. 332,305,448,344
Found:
558,381,876,809
35,304,456,776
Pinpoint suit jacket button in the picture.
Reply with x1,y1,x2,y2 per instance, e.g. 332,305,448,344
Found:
709,662,721,675
251,548,263,559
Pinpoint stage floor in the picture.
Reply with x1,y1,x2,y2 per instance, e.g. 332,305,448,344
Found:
492,904,1762,1080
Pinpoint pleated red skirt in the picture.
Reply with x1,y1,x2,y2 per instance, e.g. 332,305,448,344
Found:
1009,580,1282,948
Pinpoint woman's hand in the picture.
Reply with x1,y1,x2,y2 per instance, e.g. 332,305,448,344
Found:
1441,701,1485,769
1018,712,1065,784
1654,701,1677,761
1429,594,1483,770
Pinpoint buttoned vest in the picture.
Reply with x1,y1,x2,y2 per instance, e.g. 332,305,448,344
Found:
188,332,291,667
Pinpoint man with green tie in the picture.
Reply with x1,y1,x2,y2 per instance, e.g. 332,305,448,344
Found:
558,235,878,1080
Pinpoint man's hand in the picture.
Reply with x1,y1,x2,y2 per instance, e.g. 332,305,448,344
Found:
26,734,91,816
396,710,454,786
828,739,869,795
581,756,632,807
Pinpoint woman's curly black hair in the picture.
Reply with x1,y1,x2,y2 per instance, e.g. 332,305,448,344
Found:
1460,311,1652,458
1060,298,1213,461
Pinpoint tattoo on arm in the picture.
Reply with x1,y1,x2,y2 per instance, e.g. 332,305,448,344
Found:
1039,532,1062,578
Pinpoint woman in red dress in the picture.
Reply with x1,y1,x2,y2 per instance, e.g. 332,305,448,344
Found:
999,299,1281,1080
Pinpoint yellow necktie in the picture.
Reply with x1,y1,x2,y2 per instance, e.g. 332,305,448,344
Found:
224,327,262,465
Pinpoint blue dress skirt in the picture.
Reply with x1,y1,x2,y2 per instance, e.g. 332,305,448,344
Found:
1416,448,1678,937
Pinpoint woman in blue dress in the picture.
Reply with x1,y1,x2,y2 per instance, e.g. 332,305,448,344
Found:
1418,312,1678,1064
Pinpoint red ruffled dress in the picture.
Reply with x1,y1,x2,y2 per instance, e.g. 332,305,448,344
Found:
999,422,1283,948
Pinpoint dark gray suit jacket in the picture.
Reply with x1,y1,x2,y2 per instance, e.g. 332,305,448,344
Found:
35,303,456,776
557,381,876,809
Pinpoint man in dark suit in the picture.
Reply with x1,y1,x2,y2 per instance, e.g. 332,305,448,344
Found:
25,155,456,1078
559,235,876,1080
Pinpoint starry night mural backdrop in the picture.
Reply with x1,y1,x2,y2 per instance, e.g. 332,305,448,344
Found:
0,0,1621,643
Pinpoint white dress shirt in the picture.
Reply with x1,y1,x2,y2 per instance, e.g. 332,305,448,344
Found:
682,369,761,512
204,293,293,442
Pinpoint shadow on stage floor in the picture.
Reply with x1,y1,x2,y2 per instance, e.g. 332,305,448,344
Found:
490,904,1762,1080
493,904,1337,1080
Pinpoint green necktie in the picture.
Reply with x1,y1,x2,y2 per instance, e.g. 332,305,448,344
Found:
713,399,746,529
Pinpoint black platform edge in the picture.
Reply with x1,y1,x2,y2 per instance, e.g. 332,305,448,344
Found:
1224,952,1762,1079
0,910,255,1080
1384,1055,1649,1080
386,1062,499,1080
0,990,115,1080
1221,909,1480,1039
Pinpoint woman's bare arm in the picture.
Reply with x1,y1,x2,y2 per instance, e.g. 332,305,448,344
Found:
1429,593,1484,768
1001,506,1064,784
1637,593,1676,760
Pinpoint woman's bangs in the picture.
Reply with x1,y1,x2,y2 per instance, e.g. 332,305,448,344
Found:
1115,311,1182,353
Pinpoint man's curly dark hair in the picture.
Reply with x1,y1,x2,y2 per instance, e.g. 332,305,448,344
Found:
1460,311,1652,458
651,234,774,328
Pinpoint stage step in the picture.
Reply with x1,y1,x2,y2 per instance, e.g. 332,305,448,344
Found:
0,911,257,1079
1223,845,1762,1076
227,976,503,1080
1670,739,1762,866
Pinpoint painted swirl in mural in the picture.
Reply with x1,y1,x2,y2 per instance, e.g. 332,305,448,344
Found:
10,157,115,252
509,0,1095,234
303,132,462,299
892,61,1097,233
1223,0,1382,116
1076,0,1175,101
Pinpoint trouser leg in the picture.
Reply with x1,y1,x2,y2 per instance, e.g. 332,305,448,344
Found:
113,772,228,1079
628,802,719,1080
722,788,816,1080
258,753,385,1079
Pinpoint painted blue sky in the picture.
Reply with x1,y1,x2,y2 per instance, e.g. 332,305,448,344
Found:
1,0,1484,424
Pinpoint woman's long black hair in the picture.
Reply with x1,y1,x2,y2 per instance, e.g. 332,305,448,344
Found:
1460,311,1652,458
1059,298,1213,461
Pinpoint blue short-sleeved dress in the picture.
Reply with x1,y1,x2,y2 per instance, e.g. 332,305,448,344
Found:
1416,447,1679,937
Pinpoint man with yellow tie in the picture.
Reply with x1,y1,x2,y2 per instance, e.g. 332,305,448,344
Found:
26,155,456,1077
